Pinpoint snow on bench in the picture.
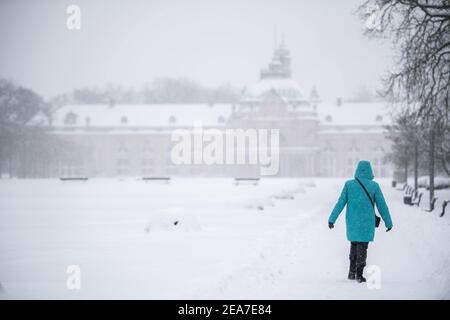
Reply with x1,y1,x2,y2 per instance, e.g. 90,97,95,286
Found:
59,177,89,182
403,185,421,206
439,200,450,218
142,177,171,184
412,192,423,207
424,197,438,212
403,186,413,205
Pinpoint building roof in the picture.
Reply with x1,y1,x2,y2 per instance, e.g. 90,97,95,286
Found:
40,100,391,132
33,43,392,133
48,103,233,129
241,78,306,104
317,101,391,127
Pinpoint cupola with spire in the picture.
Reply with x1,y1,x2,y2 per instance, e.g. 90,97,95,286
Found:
241,34,308,106
260,35,292,79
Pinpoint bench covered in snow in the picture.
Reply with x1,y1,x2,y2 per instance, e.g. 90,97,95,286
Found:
439,200,450,218
59,177,89,181
142,177,171,183
424,197,438,212
412,192,423,207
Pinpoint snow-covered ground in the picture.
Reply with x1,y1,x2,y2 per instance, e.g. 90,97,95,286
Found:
0,178,449,299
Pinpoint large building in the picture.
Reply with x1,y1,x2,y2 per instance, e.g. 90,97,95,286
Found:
37,43,392,178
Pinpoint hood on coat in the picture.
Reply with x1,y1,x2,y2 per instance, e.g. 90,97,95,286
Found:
354,160,374,180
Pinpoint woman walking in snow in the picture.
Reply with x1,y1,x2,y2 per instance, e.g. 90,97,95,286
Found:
328,160,393,283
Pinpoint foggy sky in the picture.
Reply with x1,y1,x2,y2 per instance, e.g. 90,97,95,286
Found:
0,0,394,101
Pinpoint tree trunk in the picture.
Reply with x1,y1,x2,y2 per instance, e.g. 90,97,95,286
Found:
404,159,408,183
20,135,27,178
8,156,13,178
414,142,419,191
429,127,435,210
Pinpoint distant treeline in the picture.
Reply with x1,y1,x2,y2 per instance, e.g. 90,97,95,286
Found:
0,79,55,178
51,78,242,107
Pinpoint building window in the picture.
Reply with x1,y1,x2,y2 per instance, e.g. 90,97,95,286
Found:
141,159,153,175
346,157,360,176
120,116,128,124
349,144,360,153
61,160,80,177
217,116,225,123
322,146,336,177
142,144,153,175
346,144,360,176
325,115,333,122
117,158,129,176
117,143,129,176
64,112,78,125
373,146,386,177
164,141,179,175
376,115,383,122
165,154,178,176
169,115,176,123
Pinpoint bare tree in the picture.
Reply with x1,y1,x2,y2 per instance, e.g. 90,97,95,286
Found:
437,127,450,174
0,79,50,178
361,0,449,115
387,108,422,187
52,78,240,105
360,0,450,209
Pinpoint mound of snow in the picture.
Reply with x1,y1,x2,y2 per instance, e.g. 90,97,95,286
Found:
294,185,306,193
244,197,275,211
145,207,202,233
272,184,306,200
301,179,316,188
417,176,450,190
272,189,295,200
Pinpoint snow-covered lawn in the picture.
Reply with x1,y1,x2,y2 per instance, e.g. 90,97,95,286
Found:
0,178,449,299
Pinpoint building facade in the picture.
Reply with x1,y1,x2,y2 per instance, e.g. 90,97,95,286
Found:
37,44,392,178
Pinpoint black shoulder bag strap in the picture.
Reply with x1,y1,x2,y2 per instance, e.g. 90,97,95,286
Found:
355,177,381,228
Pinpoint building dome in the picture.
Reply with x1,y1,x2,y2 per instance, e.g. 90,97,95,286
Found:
242,78,305,103
241,41,307,105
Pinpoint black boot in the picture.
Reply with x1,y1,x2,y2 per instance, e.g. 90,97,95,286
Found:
348,243,357,280
355,242,368,283
348,259,356,280
356,266,366,283
348,271,356,280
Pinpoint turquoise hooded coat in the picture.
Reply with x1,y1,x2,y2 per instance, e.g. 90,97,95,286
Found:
328,160,393,242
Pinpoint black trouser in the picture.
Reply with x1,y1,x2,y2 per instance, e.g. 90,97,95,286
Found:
349,242,368,275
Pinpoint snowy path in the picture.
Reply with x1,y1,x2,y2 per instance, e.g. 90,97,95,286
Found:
0,178,449,299
200,180,450,299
